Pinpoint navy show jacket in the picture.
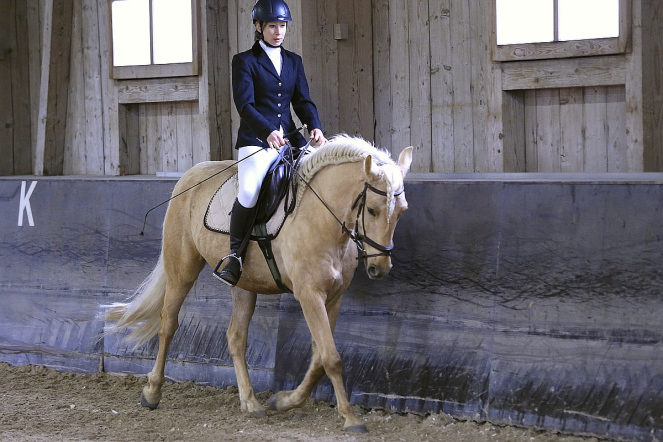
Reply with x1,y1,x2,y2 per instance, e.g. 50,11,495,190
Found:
231,41,322,150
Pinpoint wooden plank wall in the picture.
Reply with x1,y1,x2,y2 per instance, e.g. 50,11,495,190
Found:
2,0,661,175
371,0,505,173
0,0,32,175
35,0,73,175
64,0,105,175
205,0,233,163
63,0,224,175
511,86,628,173
641,1,663,171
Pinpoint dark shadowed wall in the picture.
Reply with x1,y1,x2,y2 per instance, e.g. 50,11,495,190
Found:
0,174,662,440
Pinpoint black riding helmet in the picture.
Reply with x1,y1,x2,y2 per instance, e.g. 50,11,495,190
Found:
252,0,292,23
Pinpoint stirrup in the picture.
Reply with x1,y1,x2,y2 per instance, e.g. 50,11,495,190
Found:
212,253,243,286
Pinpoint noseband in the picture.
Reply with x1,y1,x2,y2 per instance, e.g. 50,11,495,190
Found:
345,182,403,262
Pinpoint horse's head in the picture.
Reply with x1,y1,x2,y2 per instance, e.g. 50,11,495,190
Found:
354,146,413,280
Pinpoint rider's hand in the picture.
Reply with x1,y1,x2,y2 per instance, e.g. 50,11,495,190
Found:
267,130,285,150
309,128,327,146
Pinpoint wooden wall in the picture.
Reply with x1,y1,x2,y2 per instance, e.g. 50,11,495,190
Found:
0,0,661,175
0,0,33,175
367,0,660,173
642,1,663,172
372,0,504,172
504,86,629,173
63,0,231,176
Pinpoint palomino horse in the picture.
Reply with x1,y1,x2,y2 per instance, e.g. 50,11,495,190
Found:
106,135,413,433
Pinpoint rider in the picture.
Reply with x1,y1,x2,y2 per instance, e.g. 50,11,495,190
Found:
215,0,327,286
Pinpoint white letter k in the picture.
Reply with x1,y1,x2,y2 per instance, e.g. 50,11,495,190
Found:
18,181,37,227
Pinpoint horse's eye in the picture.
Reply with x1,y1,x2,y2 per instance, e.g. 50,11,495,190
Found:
367,207,377,216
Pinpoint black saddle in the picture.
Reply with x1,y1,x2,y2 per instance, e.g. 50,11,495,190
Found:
254,143,306,225
244,143,309,294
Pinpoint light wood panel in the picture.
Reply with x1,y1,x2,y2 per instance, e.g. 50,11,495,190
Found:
337,0,373,140
35,0,73,175
514,86,628,173
307,0,339,138
4,0,662,175
429,0,454,172
372,0,390,151
559,88,584,172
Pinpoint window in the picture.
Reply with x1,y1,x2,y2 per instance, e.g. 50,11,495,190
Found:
110,0,199,79
493,0,630,61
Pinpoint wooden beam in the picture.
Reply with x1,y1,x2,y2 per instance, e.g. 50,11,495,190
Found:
34,0,73,175
117,77,199,104
502,55,627,91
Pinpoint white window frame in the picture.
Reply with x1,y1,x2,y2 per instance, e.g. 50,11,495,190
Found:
492,0,631,62
109,0,199,79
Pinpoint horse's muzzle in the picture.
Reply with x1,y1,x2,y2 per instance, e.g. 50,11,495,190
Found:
366,261,392,280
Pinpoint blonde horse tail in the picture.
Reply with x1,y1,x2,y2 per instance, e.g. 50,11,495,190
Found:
103,253,167,349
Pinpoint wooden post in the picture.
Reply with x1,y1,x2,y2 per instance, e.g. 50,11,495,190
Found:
34,0,73,175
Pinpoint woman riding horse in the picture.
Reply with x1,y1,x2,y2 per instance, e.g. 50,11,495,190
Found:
216,0,327,286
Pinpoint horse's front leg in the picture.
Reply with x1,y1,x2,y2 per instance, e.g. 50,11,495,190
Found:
270,291,368,433
227,287,267,417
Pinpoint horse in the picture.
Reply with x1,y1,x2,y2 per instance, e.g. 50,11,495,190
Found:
105,135,413,433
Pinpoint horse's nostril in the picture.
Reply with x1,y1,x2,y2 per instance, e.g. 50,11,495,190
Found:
367,265,380,279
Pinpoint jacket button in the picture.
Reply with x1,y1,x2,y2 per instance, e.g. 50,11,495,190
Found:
277,114,281,118
278,82,282,86
277,103,281,107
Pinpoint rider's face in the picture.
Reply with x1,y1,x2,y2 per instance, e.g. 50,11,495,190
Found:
258,21,287,46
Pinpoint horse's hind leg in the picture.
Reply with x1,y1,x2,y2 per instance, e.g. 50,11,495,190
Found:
141,247,205,409
227,286,267,417
267,340,325,409
267,299,335,412
267,304,333,410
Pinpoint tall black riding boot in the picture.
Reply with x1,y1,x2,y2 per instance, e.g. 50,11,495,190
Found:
213,199,256,286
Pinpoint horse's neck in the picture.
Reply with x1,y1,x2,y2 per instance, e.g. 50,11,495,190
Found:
297,162,363,234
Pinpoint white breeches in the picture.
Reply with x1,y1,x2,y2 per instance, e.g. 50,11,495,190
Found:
237,146,280,208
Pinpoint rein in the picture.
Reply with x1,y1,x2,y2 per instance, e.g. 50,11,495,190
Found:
139,126,306,235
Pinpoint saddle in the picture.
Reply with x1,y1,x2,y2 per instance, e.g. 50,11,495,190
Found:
254,143,303,224
205,143,309,293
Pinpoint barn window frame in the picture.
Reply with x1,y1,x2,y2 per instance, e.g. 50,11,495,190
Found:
109,0,200,79
492,0,631,62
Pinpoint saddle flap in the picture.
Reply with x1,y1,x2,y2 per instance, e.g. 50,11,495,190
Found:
255,144,301,224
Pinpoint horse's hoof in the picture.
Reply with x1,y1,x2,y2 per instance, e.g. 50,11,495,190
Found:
249,409,268,419
140,392,159,410
345,424,369,433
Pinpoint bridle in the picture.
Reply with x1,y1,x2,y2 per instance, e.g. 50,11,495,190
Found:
346,182,403,261
284,149,403,263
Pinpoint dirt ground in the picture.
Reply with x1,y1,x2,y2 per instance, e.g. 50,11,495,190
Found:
0,362,603,442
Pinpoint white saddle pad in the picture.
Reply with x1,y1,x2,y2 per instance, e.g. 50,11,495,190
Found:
204,172,290,238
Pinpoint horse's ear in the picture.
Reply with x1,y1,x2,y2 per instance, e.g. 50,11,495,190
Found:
364,154,376,177
398,146,413,177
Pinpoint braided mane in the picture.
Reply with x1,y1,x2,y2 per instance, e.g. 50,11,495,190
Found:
296,135,401,217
